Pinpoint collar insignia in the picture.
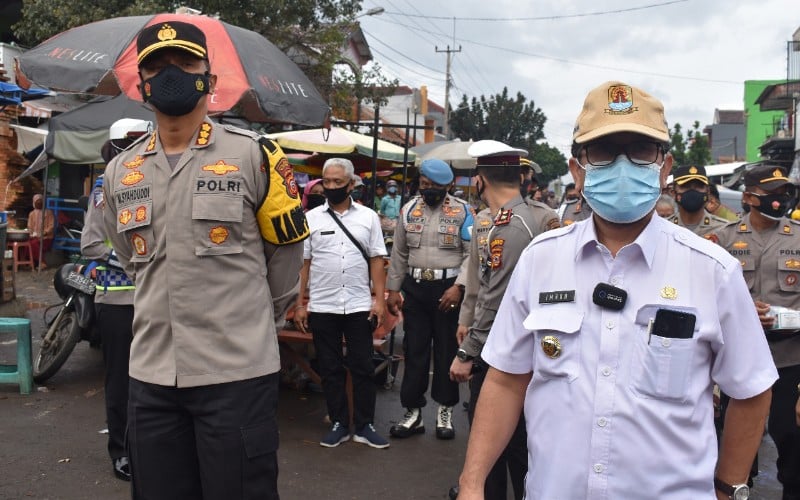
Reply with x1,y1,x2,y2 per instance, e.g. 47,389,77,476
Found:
494,208,512,226
784,225,792,234
195,122,212,146
145,132,157,152
202,161,240,175
739,223,748,232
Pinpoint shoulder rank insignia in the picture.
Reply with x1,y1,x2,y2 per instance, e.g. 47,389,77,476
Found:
703,217,710,225
738,223,749,232
783,225,792,234
203,161,240,175
494,208,512,226
546,217,561,231
145,131,157,152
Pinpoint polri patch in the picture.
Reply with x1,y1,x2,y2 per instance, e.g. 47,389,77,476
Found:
539,290,575,304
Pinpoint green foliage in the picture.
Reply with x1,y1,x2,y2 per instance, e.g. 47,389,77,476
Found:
669,120,711,170
449,87,567,184
329,62,399,125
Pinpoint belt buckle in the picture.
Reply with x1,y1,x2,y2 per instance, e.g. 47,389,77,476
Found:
421,268,435,281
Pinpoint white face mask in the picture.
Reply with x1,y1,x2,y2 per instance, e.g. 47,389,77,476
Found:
582,156,662,224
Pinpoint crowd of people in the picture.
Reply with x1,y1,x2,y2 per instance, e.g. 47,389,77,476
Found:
68,17,800,500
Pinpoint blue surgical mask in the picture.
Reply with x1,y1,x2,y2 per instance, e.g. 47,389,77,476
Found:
581,156,662,224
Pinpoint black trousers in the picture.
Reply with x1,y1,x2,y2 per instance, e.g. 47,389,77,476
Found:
128,374,280,500
309,311,376,429
770,364,800,498
399,276,460,409
469,359,527,500
95,303,133,461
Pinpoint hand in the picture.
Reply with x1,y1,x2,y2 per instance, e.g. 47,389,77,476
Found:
450,356,473,383
438,284,462,312
294,306,309,333
456,324,469,344
387,290,403,315
371,299,386,330
754,300,775,329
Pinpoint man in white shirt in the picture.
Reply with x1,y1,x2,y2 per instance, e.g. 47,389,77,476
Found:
294,158,389,449
457,81,777,500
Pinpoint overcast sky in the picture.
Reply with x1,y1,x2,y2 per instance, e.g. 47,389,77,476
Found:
358,0,799,157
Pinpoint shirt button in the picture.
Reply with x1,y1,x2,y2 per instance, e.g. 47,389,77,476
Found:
661,338,672,347
598,417,608,427
593,464,604,473
602,367,611,376
606,320,615,329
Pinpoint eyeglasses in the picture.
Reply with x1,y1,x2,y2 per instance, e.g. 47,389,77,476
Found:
580,141,664,169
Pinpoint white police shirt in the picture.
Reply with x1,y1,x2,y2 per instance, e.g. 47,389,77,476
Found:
303,200,386,314
482,214,777,499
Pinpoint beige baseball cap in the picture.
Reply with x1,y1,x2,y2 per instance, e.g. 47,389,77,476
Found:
572,81,669,144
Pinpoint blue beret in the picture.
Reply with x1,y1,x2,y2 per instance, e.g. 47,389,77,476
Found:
420,159,453,185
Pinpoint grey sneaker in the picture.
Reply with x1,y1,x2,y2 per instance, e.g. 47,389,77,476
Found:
320,422,350,447
353,423,390,449
436,405,455,440
389,408,424,438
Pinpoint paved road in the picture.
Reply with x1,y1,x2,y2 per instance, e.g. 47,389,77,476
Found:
0,268,786,499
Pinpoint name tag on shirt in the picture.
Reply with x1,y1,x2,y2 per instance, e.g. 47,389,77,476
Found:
321,230,335,235
539,290,575,304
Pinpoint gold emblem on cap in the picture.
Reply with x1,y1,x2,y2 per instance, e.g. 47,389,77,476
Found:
773,169,783,178
689,166,698,174
660,286,677,300
157,24,177,42
541,335,562,359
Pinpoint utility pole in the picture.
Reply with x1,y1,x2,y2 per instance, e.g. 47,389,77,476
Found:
436,18,460,139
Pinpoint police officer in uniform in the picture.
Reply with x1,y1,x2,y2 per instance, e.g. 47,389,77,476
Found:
668,165,728,238
558,182,593,226
449,140,560,500
102,21,306,500
714,164,800,500
387,159,473,440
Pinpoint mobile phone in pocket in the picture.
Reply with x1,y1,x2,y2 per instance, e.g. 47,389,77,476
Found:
652,309,696,339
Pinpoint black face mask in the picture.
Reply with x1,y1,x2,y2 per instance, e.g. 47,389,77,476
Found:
141,64,210,116
351,188,363,202
306,193,326,210
323,185,350,205
421,188,447,207
475,177,486,202
750,191,795,220
676,189,707,213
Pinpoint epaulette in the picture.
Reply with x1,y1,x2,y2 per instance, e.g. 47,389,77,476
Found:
223,124,262,140
790,218,800,225
706,212,729,224
669,215,679,224
525,199,556,212
494,208,513,226
670,225,737,270
530,221,576,246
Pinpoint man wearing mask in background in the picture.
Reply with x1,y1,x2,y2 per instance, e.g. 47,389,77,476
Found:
668,165,728,239
558,182,592,226
457,81,775,500
303,178,325,211
713,164,800,500
386,159,473,441
102,21,306,499
449,140,559,500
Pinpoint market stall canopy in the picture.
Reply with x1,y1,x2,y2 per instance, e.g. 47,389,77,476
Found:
8,124,47,154
267,127,416,164
412,139,475,171
16,13,330,126
0,81,52,106
45,94,155,164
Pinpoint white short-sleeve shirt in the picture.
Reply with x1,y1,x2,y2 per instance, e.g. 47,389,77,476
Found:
482,214,778,499
303,201,386,314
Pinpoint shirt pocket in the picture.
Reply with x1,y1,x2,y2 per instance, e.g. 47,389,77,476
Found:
192,191,244,256
405,230,422,248
523,305,583,383
116,201,154,264
438,224,460,249
629,304,698,403
777,258,800,292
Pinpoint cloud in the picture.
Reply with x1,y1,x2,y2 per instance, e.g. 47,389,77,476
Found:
361,0,798,157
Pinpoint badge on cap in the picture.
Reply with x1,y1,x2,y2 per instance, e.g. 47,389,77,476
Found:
541,336,562,359
607,85,634,114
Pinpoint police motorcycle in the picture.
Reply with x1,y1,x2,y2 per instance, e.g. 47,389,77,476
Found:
33,259,99,383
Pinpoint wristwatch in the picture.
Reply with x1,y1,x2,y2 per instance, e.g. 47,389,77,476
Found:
714,477,749,500
456,348,474,362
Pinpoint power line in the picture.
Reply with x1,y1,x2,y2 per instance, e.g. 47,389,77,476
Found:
368,45,443,81
383,0,689,21
362,29,443,76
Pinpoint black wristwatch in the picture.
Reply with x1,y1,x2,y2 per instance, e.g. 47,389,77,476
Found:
456,348,474,362
714,477,749,500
